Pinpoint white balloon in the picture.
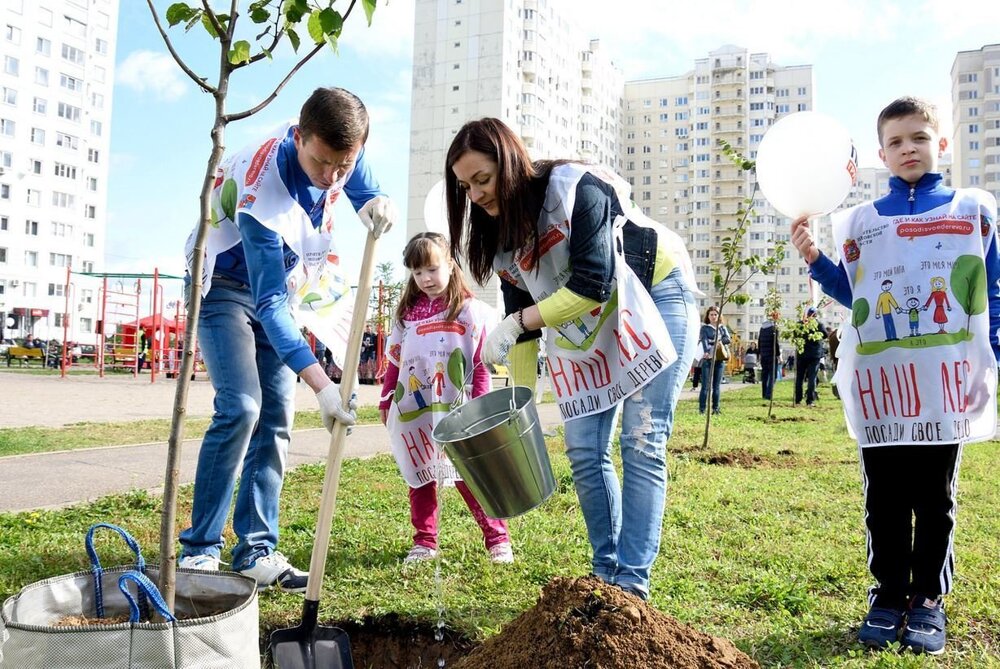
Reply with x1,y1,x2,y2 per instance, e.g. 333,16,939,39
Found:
422,179,448,237
755,111,858,220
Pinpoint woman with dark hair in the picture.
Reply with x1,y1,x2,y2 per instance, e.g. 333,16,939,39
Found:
444,117,700,600
697,305,731,415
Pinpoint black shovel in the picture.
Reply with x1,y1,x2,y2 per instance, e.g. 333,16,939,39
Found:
270,228,381,669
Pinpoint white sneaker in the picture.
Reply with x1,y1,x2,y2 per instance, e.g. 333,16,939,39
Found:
403,545,438,563
488,542,514,564
178,554,220,571
237,552,308,592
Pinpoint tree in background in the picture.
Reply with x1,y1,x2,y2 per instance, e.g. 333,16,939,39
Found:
148,0,382,607
699,141,786,448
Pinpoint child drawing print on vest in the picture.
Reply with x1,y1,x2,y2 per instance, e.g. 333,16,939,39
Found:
905,297,921,336
874,279,901,341
407,365,428,410
922,276,951,334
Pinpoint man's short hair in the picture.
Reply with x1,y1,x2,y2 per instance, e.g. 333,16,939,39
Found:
299,87,369,150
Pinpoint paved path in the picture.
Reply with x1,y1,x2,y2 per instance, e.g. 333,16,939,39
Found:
0,371,747,513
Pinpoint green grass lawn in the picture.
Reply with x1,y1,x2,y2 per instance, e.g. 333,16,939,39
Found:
1,382,997,668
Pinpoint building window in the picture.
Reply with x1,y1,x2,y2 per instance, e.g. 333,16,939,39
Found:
90,120,102,136
60,74,82,91
30,159,41,174
57,132,79,150
0,184,9,200
0,151,9,168
0,118,13,137
63,16,87,38
52,191,75,208
83,232,94,247
25,220,39,235
36,37,51,56
94,37,108,54
35,67,48,85
1,86,16,105
87,148,100,163
26,189,40,206
4,24,21,44
54,163,77,179
31,127,45,144
87,177,98,191
57,102,82,122
84,205,96,219
3,55,18,75
32,96,46,114
50,252,71,267
25,250,38,267
61,43,85,65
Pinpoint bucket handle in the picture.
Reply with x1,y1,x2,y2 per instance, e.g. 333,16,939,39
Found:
86,523,148,620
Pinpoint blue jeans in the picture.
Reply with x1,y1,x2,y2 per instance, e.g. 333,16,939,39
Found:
698,358,725,413
179,278,296,569
563,270,697,599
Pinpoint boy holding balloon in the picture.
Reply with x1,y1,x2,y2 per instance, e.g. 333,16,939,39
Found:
790,96,999,655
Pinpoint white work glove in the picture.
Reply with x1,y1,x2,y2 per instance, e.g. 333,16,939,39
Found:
358,195,396,238
316,383,357,433
482,313,525,366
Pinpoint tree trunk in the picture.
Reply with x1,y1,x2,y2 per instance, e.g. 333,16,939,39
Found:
157,109,227,611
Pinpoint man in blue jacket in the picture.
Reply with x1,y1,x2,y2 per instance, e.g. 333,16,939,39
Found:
179,87,396,591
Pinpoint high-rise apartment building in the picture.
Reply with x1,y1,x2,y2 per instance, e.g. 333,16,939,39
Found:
0,0,118,342
622,45,824,339
951,43,1000,198
408,0,622,306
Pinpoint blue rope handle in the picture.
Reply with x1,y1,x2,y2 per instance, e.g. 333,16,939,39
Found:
117,571,176,623
85,523,147,619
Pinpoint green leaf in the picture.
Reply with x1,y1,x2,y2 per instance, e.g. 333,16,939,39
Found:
228,40,251,65
362,0,377,26
307,11,324,43
324,32,339,53
284,0,308,23
286,26,301,52
320,8,343,35
261,47,273,61
165,3,196,27
249,6,271,23
200,12,218,38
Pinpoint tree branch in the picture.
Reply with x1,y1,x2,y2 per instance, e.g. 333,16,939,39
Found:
226,43,325,121
200,0,228,40
145,0,215,94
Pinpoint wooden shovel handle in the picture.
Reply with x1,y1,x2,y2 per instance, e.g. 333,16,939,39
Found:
305,229,380,601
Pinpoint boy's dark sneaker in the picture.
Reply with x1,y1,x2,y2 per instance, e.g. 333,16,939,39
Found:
901,598,946,655
858,606,905,649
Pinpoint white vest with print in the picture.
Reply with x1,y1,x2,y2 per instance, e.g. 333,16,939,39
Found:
384,298,495,487
183,122,357,365
495,163,698,421
831,189,998,446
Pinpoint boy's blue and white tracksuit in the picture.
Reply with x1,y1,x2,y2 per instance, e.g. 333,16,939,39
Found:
810,172,1000,608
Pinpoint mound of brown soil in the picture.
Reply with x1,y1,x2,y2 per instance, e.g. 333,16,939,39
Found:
452,575,759,669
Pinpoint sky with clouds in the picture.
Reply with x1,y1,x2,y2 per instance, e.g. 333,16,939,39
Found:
108,0,1000,303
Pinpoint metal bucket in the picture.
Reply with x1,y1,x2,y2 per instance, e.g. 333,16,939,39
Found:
433,386,556,519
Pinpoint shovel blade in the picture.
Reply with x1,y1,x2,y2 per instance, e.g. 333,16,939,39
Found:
270,624,354,669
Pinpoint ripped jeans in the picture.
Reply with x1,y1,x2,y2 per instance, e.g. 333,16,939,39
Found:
563,269,697,599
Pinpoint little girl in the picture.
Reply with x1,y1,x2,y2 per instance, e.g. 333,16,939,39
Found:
379,232,514,564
